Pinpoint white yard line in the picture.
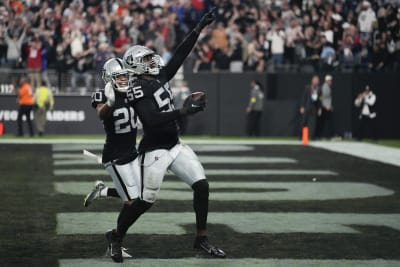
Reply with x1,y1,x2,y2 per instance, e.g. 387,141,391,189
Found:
59,258,400,267
310,141,400,167
53,169,337,176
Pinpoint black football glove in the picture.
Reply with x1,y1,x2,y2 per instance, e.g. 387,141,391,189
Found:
180,95,206,116
195,7,216,33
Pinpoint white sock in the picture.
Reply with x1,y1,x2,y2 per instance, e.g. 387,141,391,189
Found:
99,187,109,197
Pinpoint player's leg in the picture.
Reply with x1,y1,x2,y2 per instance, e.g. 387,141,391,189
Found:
104,159,145,262
169,143,226,258
83,180,120,207
139,149,172,202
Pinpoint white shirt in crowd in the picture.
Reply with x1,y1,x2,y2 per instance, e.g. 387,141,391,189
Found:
358,7,377,33
266,29,286,54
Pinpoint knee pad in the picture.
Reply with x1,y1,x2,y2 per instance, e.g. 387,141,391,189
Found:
143,188,158,203
192,179,209,198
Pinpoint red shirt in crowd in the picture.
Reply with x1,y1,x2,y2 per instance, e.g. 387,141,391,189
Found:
27,44,42,70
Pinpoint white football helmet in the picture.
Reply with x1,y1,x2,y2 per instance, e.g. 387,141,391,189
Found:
123,45,164,76
102,58,130,93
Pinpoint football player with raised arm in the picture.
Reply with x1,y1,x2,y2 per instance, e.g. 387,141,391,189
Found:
121,7,226,259
89,58,141,262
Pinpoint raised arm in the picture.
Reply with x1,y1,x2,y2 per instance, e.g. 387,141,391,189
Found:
165,7,216,80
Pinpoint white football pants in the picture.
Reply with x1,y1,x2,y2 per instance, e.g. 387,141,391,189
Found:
139,142,206,203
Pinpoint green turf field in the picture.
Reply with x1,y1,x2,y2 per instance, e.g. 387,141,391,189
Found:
1,140,400,267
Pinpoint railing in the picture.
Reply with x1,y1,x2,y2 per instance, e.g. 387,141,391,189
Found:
0,68,102,95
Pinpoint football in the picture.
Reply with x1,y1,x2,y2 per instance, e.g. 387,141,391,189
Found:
191,91,206,101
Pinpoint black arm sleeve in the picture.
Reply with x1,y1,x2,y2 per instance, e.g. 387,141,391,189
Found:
165,30,200,80
135,98,181,127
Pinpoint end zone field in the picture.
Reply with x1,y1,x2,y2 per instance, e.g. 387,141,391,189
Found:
1,139,400,267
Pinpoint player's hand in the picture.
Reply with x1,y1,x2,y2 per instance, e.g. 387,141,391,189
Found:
104,83,115,107
180,94,206,116
196,7,216,32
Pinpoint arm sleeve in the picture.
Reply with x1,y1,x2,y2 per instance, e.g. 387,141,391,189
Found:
164,30,200,80
135,97,181,127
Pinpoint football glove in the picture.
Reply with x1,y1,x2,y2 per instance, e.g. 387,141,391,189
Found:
180,94,206,116
195,7,216,33
104,83,115,107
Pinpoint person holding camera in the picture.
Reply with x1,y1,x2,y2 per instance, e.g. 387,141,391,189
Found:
354,85,377,140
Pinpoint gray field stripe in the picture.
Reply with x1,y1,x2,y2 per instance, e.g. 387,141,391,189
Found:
199,156,297,163
54,181,393,201
53,153,85,159
52,144,255,152
57,212,400,235
59,258,400,267
53,169,337,176
53,156,297,166
52,144,103,152
188,144,254,152
54,159,99,166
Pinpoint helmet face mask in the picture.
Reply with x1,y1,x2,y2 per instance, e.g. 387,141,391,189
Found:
102,58,130,93
123,45,164,76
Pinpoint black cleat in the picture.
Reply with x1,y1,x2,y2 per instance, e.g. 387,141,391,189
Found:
105,229,123,263
194,236,226,258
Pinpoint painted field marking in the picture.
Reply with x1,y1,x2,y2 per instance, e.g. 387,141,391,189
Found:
53,169,337,176
52,144,255,152
53,155,297,166
54,181,393,201
59,258,400,267
52,144,103,152
57,212,400,235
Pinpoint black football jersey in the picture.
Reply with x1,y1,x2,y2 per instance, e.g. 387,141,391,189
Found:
127,70,180,152
91,89,138,163
126,29,201,153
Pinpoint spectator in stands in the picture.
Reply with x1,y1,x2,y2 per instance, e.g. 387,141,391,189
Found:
229,34,245,72
26,35,42,91
285,18,304,65
54,42,72,93
358,1,377,44
320,34,336,71
246,36,265,72
213,46,231,71
70,40,95,95
113,28,130,58
338,31,356,72
95,42,114,89
194,41,213,72
0,0,398,80
267,24,286,68
34,80,54,136
299,75,321,140
16,76,34,137
41,32,53,88
4,22,26,69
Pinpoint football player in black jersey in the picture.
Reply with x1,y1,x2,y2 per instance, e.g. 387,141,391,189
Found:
120,7,226,259
90,57,141,262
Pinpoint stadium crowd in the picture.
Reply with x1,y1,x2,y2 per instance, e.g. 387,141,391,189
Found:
0,0,399,86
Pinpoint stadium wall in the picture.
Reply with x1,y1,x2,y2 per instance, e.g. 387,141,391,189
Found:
0,73,399,138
